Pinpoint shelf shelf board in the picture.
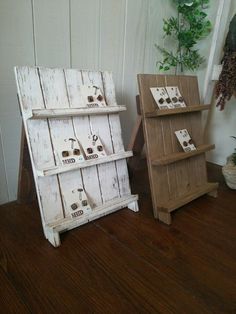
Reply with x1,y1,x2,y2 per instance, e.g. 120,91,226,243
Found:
46,194,139,233
152,144,215,166
159,182,219,213
145,104,211,117
37,151,133,177
27,105,126,119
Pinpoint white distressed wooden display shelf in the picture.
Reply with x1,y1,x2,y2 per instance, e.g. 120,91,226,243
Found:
36,151,133,177
26,105,126,119
15,66,138,247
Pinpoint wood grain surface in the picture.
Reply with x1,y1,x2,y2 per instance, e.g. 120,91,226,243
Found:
138,74,218,223
0,163,235,313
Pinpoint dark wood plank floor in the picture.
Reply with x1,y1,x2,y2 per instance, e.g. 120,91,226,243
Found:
0,163,235,313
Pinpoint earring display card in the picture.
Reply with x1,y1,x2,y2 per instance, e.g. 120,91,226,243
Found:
81,85,107,108
54,137,84,165
175,129,196,152
63,187,92,219
150,87,174,109
165,86,186,108
79,134,107,160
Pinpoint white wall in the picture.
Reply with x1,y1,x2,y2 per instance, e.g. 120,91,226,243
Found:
0,0,234,204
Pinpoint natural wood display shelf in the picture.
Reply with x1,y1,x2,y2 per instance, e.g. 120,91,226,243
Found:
145,104,211,117
37,151,133,177
138,74,218,225
152,144,215,166
27,106,126,119
159,182,219,213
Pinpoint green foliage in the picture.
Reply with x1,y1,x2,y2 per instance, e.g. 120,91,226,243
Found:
156,0,212,73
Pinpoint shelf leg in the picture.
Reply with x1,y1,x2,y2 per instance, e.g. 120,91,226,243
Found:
158,212,171,225
46,229,61,247
128,200,139,212
207,188,218,198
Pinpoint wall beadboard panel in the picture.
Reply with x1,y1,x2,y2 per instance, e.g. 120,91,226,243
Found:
0,0,35,203
0,0,233,204
99,0,126,104
33,0,71,67
70,0,100,69
120,0,149,145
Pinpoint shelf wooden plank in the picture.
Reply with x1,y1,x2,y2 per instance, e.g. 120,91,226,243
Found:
37,151,133,177
145,104,211,117
159,182,219,213
152,144,215,166
46,194,139,233
27,105,126,119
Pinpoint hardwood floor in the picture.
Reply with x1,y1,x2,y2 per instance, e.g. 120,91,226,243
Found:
0,163,235,313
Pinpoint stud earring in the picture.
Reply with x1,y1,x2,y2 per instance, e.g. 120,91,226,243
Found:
88,96,94,102
87,148,93,154
62,151,69,157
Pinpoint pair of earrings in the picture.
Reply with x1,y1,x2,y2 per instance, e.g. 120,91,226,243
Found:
87,145,103,154
71,188,88,210
62,149,81,158
158,97,171,104
87,94,103,103
183,139,194,147
172,96,184,103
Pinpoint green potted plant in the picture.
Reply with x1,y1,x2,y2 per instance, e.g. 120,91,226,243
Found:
156,0,212,74
222,136,236,189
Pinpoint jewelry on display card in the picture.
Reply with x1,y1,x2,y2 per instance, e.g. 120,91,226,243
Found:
81,85,107,108
150,87,174,109
165,86,186,108
175,129,196,152
63,187,92,219
54,137,84,165
79,134,106,160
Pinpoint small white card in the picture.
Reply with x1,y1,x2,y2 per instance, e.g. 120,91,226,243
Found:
54,137,84,165
63,187,92,219
79,134,106,160
80,85,107,108
150,87,174,109
165,86,186,108
175,129,196,152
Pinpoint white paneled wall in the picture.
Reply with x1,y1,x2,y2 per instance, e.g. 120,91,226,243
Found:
0,0,35,203
0,0,228,204
0,0,172,204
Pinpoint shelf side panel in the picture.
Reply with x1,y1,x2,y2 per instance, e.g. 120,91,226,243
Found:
138,74,171,215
